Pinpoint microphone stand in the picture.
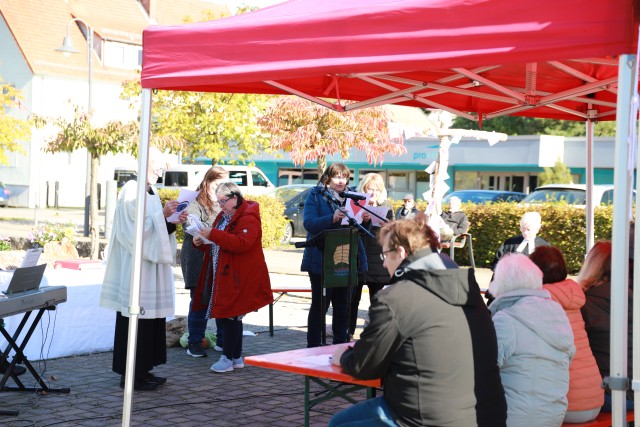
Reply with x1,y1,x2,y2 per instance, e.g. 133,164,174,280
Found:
323,190,375,239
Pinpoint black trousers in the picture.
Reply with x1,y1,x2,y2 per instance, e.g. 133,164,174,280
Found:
306,272,350,347
220,317,243,359
348,281,384,335
112,312,166,377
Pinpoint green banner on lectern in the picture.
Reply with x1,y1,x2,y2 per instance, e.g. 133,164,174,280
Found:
322,228,358,288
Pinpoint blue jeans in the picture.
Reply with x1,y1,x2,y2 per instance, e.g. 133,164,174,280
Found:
601,392,634,412
328,396,398,427
187,290,224,346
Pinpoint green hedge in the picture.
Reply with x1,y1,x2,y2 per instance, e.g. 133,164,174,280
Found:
158,189,288,249
391,199,614,273
159,188,615,272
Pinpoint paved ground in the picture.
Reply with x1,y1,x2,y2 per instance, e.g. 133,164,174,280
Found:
0,207,493,426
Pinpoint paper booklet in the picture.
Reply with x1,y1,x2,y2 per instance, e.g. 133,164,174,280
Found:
341,192,372,225
166,189,200,223
20,248,43,268
185,214,213,245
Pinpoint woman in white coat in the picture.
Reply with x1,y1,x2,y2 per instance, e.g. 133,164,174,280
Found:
489,253,575,427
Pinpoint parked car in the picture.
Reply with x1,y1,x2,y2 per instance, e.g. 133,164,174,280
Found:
520,184,621,208
442,189,527,204
267,184,314,243
0,182,10,207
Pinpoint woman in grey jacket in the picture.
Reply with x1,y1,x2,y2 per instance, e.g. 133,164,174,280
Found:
490,253,575,427
330,213,507,427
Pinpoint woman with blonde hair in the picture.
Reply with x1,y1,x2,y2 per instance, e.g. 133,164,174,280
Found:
330,213,507,426
579,240,634,412
348,173,393,339
181,166,228,358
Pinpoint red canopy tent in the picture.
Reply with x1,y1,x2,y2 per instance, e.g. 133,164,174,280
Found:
122,0,639,425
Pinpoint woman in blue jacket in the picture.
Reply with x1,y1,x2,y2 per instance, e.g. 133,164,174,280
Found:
301,163,367,348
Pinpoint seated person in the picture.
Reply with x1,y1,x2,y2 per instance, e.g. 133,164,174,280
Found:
489,253,575,427
329,213,507,427
441,196,469,237
394,193,418,219
529,246,603,423
490,211,549,270
578,240,634,412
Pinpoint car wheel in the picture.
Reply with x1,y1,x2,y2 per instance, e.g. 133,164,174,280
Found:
281,222,293,245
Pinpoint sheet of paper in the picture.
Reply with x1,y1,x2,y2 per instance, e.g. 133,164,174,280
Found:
299,354,332,366
368,206,390,227
341,193,371,225
184,214,205,236
166,189,200,223
20,248,43,268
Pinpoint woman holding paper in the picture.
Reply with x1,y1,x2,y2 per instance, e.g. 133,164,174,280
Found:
180,166,228,358
301,162,368,348
101,147,188,391
348,173,393,340
192,182,272,373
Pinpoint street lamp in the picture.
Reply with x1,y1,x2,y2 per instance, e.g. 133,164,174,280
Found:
56,18,93,237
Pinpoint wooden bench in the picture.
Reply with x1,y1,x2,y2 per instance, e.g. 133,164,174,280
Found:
269,286,312,336
562,410,634,427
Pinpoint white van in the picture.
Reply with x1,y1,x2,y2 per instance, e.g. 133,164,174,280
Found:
158,164,275,196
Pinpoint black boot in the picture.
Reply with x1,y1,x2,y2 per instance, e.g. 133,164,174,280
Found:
119,375,158,391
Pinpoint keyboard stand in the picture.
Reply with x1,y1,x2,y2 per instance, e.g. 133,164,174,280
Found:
0,306,71,396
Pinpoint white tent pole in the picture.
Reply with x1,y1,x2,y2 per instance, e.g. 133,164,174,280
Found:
585,113,595,253
610,53,636,427
121,88,153,427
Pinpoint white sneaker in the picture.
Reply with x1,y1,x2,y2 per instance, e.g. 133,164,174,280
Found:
232,357,244,369
213,345,223,352
210,355,233,373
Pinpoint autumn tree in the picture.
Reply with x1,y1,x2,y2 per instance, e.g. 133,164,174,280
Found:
0,78,30,164
37,106,184,259
258,96,406,175
121,81,272,164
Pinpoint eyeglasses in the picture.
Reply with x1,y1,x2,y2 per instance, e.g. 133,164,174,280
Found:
331,176,348,182
379,249,395,261
218,197,232,206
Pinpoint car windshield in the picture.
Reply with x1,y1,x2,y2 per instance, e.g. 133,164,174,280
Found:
523,189,586,204
445,192,501,203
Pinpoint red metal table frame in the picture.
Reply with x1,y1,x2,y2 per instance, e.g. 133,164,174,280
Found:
245,344,381,426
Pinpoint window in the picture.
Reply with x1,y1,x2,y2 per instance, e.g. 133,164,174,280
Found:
163,171,188,187
103,41,142,69
228,170,248,187
252,171,269,187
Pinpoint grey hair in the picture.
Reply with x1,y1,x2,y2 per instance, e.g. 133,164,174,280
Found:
489,253,543,297
520,211,542,228
215,181,242,198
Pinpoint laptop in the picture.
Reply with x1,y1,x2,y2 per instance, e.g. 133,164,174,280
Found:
5,264,47,295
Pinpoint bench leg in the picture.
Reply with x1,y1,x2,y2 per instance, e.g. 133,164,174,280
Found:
269,303,274,337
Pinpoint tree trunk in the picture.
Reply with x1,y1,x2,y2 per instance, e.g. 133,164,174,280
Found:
317,155,327,180
89,154,100,260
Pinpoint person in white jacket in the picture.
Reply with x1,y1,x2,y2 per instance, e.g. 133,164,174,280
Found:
489,253,575,427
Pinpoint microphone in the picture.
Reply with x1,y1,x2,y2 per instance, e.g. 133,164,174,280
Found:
339,191,367,201
320,187,341,205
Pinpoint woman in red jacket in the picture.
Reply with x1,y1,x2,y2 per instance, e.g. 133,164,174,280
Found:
193,182,273,373
529,246,604,423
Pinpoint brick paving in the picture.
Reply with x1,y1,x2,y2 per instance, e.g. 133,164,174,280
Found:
0,207,493,426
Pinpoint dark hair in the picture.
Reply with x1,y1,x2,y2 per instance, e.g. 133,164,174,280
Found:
528,246,567,284
196,166,229,212
320,163,350,186
378,212,440,254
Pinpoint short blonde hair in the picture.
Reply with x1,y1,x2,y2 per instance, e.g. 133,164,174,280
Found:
357,173,387,205
489,253,543,297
